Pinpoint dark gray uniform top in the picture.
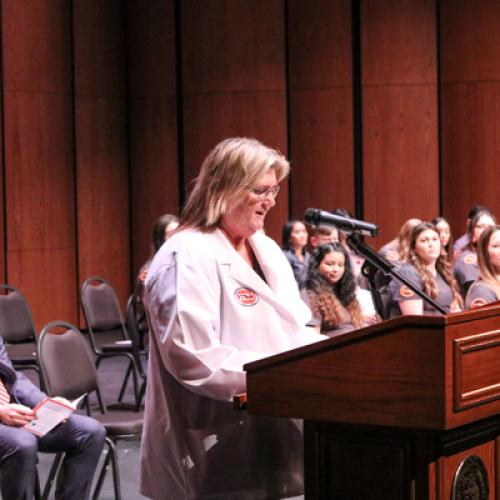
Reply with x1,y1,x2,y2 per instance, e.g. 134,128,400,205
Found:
453,249,479,297
388,263,453,317
283,249,310,289
465,279,499,309
300,288,355,338
379,242,402,266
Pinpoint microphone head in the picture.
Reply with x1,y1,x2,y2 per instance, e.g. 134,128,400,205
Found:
304,208,320,226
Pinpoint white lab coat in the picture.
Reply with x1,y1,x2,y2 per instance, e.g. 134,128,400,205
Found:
139,228,322,500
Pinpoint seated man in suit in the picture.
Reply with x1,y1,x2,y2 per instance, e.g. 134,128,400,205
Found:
0,336,106,499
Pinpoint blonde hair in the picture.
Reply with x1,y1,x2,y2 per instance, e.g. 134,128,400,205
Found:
476,225,500,299
181,137,289,230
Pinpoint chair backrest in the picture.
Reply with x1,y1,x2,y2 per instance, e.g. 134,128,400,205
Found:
38,320,101,401
0,284,36,343
80,276,129,351
125,295,143,349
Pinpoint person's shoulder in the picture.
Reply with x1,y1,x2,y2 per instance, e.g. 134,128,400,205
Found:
146,229,214,281
466,280,498,308
398,262,420,279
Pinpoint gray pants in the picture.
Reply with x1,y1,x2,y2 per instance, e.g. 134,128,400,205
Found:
0,413,106,500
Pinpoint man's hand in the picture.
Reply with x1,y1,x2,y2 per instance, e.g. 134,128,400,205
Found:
0,404,36,426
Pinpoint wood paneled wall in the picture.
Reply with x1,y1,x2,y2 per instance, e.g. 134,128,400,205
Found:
127,0,179,276
440,0,500,237
288,0,354,220
0,0,498,328
362,0,439,247
181,0,288,241
74,0,129,321
2,1,77,328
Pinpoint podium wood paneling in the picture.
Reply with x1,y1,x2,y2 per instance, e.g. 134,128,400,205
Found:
287,0,354,219
440,0,500,239
361,0,439,248
181,0,287,241
74,0,130,317
246,306,500,499
2,1,77,328
127,0,179,276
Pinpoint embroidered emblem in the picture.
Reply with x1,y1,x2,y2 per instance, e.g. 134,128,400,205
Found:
463,254,477,265
234,287,259,306
470,298,488,309
386,251,400,262
400,285,415,298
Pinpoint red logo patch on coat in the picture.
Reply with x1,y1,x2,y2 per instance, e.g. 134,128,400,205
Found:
400,285,415,298
463,254,477,265
234,287,259,306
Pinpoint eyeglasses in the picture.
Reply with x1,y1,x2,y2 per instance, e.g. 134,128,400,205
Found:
251,185,280,200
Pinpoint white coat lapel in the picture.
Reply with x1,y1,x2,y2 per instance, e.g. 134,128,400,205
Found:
208,230,276,303
207,230,304,327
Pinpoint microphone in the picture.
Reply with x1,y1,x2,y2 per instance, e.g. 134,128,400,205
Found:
304,208,379,237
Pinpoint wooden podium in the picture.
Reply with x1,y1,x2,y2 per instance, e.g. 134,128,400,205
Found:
244,305,500,499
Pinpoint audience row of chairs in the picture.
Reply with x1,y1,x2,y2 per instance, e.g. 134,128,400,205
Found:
0,279,146,500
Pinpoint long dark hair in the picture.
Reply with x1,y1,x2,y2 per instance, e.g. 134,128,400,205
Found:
431,216,453,260
305,243,362,328
282,220,306,253
466,210,496,251
151,214,179,255
476,225,500,299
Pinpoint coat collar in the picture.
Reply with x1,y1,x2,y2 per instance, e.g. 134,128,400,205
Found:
207,229,300,325
208,229,275,300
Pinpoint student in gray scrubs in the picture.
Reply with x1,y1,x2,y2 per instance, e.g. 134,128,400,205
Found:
282,219,310,288
454,210,496,297
388,222,463,317
465,225,500,308
379,218,421,267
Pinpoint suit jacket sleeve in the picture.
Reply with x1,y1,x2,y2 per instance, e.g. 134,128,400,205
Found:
0,336,46,407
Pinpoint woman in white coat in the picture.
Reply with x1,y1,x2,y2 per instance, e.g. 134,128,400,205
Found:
139,137,323,500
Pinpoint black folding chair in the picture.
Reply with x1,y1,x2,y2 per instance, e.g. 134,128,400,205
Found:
80,276,142,406
0,284,43,388
38,320,143,500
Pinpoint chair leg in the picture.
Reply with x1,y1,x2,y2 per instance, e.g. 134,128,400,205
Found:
35,469,41,500
118,357,140,407
92,438,121,500
41,452,64,500
117,364,132,402
108,439,122,500
135,377,147,412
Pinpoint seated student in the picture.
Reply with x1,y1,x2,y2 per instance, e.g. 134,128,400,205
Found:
308,224,339,248
379,218,422,266
301,243,379,338
453,204,492,258
282,219,310,287
134,214,179,342
454,210,496,297
0,336,106,499
432,216,453,262
388,222,463,317
331,208,366,286
465,225,500,308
